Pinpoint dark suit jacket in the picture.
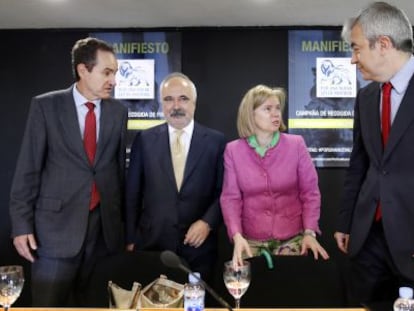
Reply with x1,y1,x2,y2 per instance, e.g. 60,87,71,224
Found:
338,74,414,279
125,122,226,253
9,86,128,258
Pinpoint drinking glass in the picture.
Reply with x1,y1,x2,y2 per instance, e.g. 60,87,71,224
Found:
223,260,251,309
0,266,24,311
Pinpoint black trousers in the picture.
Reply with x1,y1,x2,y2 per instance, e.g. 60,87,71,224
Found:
177,232,217,282
349,221,414,306
31,207,109,307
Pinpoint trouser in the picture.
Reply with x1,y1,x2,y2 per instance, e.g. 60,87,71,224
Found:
349,221,414,306
246,234,303,257
31,207,109,307
177,234,217,281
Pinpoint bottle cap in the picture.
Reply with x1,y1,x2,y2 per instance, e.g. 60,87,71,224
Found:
189,272,201,284
399,287,413,299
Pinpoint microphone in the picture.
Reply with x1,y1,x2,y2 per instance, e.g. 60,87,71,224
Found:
160,250,234,311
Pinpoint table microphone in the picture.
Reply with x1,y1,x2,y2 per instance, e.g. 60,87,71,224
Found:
160,250,234,311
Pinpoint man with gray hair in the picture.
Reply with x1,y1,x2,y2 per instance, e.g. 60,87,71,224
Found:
125,72,226,278
334,1,414,305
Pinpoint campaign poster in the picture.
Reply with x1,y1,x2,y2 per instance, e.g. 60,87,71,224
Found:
90,31,181,156
288,30,368,167
115,59,155,100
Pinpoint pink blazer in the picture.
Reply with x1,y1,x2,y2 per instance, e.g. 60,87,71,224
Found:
220,133,321,241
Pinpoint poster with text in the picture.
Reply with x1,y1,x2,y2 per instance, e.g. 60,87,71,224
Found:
90,31,181,158
288,30,368,167
115,59,155,99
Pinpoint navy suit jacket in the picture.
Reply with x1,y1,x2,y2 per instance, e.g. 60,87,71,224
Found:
125,122,226,253
338,74,414,279
9,86,128,258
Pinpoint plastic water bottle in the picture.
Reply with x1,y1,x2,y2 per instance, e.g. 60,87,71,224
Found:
393,287,414,311
184,272,205,311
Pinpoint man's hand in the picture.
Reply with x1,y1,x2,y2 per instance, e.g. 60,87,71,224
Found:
184,220,211,248
126,243,135,251
13,234,37,262
334,231,349,254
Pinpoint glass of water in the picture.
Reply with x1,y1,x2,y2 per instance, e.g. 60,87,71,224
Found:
0,266,24,311
223,260,251,309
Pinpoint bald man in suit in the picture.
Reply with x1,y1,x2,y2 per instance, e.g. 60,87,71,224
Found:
9,37,127,306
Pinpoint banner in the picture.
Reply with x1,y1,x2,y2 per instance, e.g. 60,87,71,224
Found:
288,30,368,167
90,31,181,154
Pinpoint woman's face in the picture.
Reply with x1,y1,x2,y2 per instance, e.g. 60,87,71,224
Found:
253,96,282,135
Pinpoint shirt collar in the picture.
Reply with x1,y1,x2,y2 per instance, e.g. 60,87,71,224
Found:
388,55,414,95
247,131,280,157
72,83,101,108
168,119,194,137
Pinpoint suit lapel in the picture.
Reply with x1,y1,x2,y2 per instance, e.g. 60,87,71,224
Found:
59,87,89,164
384,75,414,161
94,99,115,165
154,123,208,191
182,123,206,187
155,124,177,188
361,84,382,162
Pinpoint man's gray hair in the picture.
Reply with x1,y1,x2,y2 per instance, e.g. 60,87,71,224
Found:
159,72,197,102
342,1,413,53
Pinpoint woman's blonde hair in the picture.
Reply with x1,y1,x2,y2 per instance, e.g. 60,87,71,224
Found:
237,84,287,138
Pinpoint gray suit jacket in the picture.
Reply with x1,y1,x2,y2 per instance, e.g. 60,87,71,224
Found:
338,74,414,279
9,86,128,258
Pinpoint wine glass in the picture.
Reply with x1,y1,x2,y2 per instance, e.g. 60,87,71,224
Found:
223,260,251,309
0,266,24,311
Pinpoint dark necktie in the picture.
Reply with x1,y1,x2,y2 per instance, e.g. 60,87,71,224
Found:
84,102,100,210
375,82,393,221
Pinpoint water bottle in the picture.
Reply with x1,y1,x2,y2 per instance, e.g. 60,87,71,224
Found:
393,287,413,311
184,272,205,311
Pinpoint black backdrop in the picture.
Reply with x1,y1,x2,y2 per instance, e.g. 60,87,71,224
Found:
0,27,347,306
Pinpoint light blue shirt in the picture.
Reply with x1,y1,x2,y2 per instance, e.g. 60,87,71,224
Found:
72,84,101,140
385,55,414,124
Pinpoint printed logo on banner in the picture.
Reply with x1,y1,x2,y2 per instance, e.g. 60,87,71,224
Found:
316,57,356,98
115,59,155,99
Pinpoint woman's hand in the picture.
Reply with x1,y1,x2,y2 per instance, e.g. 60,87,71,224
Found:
232,233,253,266
300,234,330,260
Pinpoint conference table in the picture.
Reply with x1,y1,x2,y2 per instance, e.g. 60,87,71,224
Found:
13,308,368,311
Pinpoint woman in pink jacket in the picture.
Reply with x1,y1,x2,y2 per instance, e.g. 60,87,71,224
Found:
220,85,329,265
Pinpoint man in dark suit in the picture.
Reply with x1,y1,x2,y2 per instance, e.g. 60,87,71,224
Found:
125,72,226,278
334,2,414,305
9,37,128,306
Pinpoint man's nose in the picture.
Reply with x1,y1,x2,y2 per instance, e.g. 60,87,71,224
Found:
173,98,181,108
350,52,358,64
109,74,117,86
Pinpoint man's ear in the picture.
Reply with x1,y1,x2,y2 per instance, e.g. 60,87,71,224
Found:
77,63,87,79
378,35,393,50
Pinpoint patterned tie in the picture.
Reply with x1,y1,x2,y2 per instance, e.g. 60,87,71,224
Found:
84,102,100,210
375,82,393,221
171,129,186,190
